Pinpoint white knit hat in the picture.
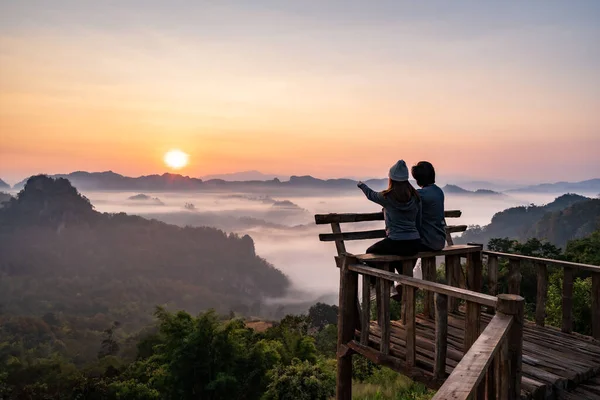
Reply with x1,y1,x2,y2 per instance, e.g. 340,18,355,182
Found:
389,160,409,181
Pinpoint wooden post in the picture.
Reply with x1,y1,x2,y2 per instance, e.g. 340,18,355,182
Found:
463,251,483,354
535,263,548,327
379,264,391,355
486,254,499,314
445,255,461,313
405,285,416,368
496,294,524,400
464,300,480,353
593,272,600,340
337,255,358,400
562,267,573,334
422,256,436,319
467,251,483,293
434,293,448,381
488,254,499,296
360,274,371,345
508,259,522,295
331,222,361,330
401,260,414,324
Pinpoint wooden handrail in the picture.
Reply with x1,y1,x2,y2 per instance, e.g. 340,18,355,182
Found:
314,210,462,224
483,250,600,273
432,313,513,400
347,264,497,308
484,251,600,338
433,294,524,400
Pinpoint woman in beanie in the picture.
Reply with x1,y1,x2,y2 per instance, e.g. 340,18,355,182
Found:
357,160,421,273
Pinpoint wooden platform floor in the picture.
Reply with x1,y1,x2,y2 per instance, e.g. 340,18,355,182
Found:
362,312,600,399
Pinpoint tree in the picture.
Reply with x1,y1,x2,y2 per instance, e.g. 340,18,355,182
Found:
263,359,335,400
307,303,338,330
565,230,600,265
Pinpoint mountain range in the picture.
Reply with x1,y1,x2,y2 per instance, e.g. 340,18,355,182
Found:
0,179,10,189
458,193,599,248
0,175,289,330
6,171,600,195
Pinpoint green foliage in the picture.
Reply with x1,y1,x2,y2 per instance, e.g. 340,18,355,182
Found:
565,230,600,265
307,302,338,330
263,359,335,400
546,272,592,335
352,367,433,400
352,354,380,382
314,324,337,358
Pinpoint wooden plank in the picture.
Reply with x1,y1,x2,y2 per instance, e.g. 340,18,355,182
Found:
482,250,600,274
348,264,498,308
422,256,437,319
405,285,416,367
315,210,462,224
464,301,480,353
319,225,467,242
434,293,448,381
497,294,525,400
361,274,371,345
432,313,512,400
593,272,600,340
336,255,358,400
380,264,391,355
562,267,573,334
356,244,482,262
508,258,521,295
535,263,548,327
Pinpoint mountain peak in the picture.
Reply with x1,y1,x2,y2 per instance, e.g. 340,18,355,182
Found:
3,175,96,226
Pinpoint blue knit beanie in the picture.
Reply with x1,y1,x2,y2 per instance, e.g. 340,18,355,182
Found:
389,160,409,181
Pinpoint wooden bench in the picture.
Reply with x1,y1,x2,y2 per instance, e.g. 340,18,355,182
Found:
315,210,483,318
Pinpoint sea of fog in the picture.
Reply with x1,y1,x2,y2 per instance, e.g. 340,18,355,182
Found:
65,188,596,307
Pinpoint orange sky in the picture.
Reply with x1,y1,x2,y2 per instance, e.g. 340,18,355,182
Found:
1,2,599,184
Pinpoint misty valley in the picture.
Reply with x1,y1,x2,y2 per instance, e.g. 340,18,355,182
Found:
1,174,599,399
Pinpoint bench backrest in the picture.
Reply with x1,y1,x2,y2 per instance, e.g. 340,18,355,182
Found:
315,210,466,256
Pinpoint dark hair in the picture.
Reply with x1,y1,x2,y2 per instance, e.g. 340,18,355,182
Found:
382,179,420,203
411,161,436,187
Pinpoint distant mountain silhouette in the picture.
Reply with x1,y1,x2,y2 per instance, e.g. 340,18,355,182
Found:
12,171,388,192
201,170,289,181
0,175,289,328
0,179,10,189
443,184,505,197
507,179,600,193
525,199,600,248
459,193,593,247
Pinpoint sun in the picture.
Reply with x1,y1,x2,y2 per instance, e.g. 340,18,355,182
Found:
164,149,189,170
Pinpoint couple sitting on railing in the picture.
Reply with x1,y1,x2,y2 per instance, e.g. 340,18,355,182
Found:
356,160,446,294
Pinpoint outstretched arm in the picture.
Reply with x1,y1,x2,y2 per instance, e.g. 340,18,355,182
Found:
357,182,387,206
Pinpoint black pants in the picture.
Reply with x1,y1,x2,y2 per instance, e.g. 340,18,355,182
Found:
366,238,421,284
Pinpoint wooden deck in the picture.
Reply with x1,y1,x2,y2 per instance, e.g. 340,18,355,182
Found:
361,312,600,400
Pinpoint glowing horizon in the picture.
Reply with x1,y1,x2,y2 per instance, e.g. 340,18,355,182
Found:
1,1,599,184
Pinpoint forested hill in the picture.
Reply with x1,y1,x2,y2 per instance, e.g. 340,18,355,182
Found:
458,193,595,248
0,175,289,330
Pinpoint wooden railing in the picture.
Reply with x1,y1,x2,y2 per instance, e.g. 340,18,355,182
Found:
483,251,600,339
337,254,525,400
316,210,466,246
